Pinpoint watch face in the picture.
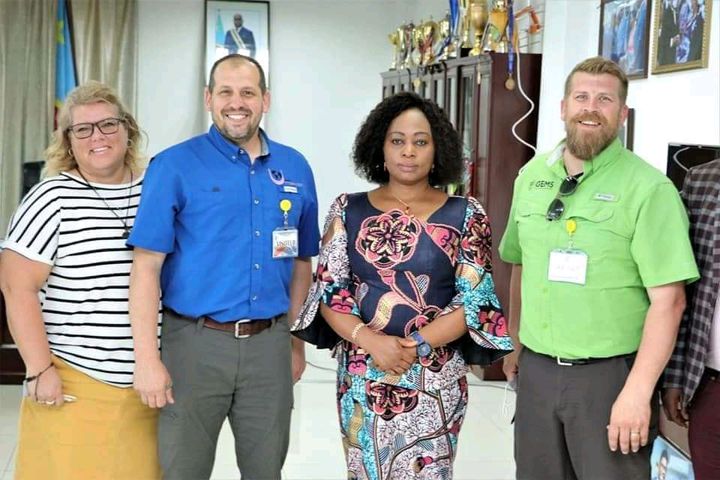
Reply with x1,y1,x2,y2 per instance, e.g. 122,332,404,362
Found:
418,343,432,357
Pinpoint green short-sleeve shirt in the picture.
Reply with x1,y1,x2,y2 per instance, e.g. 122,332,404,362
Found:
499,139,699,358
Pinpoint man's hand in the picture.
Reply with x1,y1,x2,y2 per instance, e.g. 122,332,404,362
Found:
363,333,416,375
607,386,651,454
291,337,306,383
662,387,688,427
134,357,174,409
503,349,520,382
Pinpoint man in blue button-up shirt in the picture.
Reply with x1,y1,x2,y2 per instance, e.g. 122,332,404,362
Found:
127,54,320,479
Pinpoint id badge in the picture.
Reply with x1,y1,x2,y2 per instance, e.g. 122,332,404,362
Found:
273,227,299,258
548,249,588,285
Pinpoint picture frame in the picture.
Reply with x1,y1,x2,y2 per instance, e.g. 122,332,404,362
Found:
598,0,652,79
650,435,694,480
618,107,636,151
652,0,713,74
205,1,270,86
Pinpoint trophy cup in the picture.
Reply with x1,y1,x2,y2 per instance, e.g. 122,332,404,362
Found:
468,0,489,56
403,22,416,68
482,0,509,53
397,24,410,69
420,19,439,65
435,13,451,61
388,31,400,70
459,0,472,50
410,22,424,68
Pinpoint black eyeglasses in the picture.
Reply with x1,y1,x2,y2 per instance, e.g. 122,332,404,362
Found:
546,174,582,221
66,117,125,139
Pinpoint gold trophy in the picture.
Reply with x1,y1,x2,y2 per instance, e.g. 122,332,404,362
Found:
435,13,451,61
410,22,424,68
459,0,472,49
482,0,509,53
468,0,489,56
420,19,439,65
388,31,400,70
403,22,416,68
397,24,411,69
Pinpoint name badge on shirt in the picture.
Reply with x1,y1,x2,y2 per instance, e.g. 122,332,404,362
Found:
548,249,588,285
273,228,299,258
273,199,298,258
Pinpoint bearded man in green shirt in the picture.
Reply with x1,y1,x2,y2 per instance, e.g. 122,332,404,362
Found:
499,56,698,480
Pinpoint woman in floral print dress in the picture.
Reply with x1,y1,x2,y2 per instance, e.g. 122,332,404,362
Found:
293,92,513,480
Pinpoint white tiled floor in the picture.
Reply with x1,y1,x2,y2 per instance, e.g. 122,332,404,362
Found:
0,353,516,480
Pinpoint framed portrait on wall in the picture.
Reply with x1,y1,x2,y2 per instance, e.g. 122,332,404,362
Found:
598,0,652,79
618,107,636,150
652,0,713,74
205,1,270,86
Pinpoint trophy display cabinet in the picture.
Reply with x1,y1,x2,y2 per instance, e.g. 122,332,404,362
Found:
381,52,542,379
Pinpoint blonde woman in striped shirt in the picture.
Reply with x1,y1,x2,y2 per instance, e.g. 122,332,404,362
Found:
0,82,161,479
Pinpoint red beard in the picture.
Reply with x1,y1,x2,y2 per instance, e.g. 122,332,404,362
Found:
565,111,619,160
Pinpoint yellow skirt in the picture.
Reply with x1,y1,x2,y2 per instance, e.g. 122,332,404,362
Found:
14,356,160,480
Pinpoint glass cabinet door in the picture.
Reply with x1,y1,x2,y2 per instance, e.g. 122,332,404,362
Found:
458,70,475,197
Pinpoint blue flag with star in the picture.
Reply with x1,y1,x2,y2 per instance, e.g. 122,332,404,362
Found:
55,0,77,124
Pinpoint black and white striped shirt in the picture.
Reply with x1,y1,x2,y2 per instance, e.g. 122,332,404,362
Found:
2,172,161,387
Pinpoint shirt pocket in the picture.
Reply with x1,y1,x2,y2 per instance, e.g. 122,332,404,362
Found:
270,185,305,229
569,206,630,259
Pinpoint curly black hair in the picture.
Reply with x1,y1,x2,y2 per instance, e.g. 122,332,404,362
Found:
352,92,463,186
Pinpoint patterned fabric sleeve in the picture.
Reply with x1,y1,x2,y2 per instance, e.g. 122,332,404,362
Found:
441,197,513,364
292,193,361,349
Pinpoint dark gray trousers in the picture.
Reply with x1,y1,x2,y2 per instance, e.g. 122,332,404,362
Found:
158,311,293,479
514,348,658,480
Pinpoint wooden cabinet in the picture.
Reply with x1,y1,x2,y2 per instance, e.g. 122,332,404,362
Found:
382,53,543,379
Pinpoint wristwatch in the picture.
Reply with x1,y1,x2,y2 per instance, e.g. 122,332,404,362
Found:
409,331,432,358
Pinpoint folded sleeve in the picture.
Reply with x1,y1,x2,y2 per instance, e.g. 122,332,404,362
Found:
2,180,60,266
442,197,513,365
291,194,360,349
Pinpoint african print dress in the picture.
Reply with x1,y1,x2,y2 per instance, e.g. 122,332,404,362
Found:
293,192,513,480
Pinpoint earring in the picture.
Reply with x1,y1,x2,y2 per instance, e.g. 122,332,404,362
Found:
67,148,74,158
127,139,133,148
431,164,435,173
383,163,387,171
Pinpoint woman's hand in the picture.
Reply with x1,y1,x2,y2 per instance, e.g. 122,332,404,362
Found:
29,366,65,407
361,332,416,375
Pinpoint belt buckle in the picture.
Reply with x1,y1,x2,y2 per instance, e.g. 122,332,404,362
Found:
556,357,573,366
234,319,252,339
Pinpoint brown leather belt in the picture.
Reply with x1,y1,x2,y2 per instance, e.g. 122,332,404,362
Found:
164,308,276,339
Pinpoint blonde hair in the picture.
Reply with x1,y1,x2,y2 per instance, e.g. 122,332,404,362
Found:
43,81,145,177
563,56,629,104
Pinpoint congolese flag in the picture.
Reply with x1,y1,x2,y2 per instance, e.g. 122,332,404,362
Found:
55,0,77,126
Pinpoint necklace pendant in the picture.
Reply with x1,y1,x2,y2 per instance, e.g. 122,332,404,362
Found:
121,229,130,240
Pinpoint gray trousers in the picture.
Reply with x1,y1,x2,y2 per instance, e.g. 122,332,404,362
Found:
514,348,658,480
159,310,293,479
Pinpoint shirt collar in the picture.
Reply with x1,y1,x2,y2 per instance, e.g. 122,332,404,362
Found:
546,137,624,179
209,125,271,162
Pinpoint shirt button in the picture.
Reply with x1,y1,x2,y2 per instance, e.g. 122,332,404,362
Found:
250,169,255,175
254,198,260,205
251,295,258,301
231,156,236,160
254,263,260,270
254,230,260,237
239,149,245,154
